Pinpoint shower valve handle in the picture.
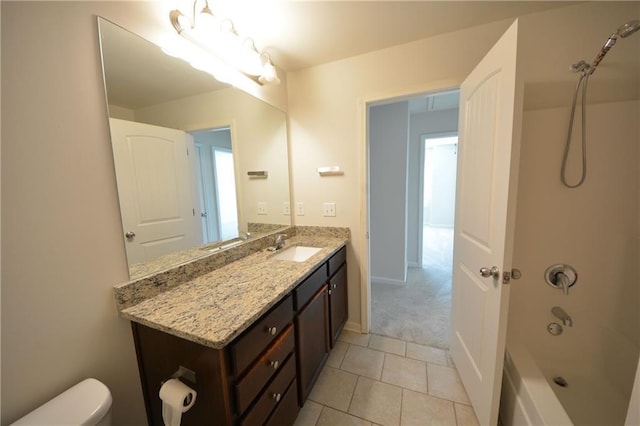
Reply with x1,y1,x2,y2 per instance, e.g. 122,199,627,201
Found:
480,266,500,279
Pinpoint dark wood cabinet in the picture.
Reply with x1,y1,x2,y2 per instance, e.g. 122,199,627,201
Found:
132,322,233,426
131,244,347,425
294,284,330,402
293,245,347,402
132,295,297,426
328,263,348,347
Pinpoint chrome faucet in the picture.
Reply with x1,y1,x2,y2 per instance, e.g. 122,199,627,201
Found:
552,306,573,327
272,233,287,250
555,272,571,296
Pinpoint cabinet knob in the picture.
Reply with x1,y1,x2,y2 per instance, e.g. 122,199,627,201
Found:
272,392,281,402
332,283,337,289
269,360,279,370
267,326,277,335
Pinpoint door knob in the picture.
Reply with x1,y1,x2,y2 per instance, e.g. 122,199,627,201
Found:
125,231,136,240
480,266,500,279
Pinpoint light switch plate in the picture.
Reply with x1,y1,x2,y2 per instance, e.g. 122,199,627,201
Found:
323,202,336,217
257,202,267,215
296,202,305,216
283,202,290,215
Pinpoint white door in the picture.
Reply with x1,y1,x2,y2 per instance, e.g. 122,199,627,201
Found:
110,118,201,266
450,21,523,426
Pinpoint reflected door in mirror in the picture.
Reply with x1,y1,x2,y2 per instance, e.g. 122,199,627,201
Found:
110,118,202,265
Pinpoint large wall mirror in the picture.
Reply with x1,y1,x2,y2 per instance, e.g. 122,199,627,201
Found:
98,18,291,280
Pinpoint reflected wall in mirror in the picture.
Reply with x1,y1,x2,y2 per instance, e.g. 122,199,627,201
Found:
98,18,291,280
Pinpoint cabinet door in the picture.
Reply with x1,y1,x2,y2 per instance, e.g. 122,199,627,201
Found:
295,285,330,402
329,264,348,347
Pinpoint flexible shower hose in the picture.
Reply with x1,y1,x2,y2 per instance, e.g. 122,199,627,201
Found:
561,72,589,188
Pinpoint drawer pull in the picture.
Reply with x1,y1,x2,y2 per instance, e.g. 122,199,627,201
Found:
267,326,277,335
269,360,279,370
272,392,282,402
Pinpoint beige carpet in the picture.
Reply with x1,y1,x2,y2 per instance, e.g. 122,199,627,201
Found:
371,226,453,349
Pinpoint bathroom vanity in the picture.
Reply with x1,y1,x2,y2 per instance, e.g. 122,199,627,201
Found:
115,229,349,426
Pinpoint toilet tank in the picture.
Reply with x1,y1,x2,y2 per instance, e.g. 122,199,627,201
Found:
11,378,112,426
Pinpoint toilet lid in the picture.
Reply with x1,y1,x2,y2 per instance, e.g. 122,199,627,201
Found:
11,378,112,425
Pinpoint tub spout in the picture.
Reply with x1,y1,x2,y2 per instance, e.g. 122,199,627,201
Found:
552,306,573,327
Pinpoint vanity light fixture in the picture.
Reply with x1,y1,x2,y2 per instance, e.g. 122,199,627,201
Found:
168,0,280,86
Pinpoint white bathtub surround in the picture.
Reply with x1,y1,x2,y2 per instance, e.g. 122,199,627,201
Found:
509,100,640,424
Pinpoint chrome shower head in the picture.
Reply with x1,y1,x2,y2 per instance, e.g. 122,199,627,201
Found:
617,20,640,38
586,19,640,73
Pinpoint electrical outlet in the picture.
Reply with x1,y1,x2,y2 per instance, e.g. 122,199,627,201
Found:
296,202,305,216
322,202,336,217
257,202,267,215
283,202,290,215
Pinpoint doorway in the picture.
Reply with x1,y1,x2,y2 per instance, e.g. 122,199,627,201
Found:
191,127,239,245
421,133,457,271
369,90,459,349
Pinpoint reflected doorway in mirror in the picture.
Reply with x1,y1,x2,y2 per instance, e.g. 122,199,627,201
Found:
192,127,239,244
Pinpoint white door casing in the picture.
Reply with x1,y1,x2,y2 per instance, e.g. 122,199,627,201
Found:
450,20,523,426
110,118,201,266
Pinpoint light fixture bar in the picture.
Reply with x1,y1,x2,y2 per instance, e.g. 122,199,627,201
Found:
168,1,279,86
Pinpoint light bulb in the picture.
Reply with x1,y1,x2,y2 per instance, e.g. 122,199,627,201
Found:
259,60,280,85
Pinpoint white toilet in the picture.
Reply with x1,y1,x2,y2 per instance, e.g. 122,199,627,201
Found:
11,378,112,426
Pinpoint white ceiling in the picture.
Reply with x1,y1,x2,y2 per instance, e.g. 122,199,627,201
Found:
101,1,577,109
211,1,575,72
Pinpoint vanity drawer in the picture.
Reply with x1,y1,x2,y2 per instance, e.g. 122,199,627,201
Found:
240,355,297,426
265,379,298,426
293,265,327,310
231,295,293,376
235,325,295,414
328,246,346,278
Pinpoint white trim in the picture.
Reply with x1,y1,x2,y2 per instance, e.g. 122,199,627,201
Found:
407,261,420,268
343,320,362,334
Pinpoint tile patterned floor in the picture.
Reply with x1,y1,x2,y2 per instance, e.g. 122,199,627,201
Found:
293,331,479,426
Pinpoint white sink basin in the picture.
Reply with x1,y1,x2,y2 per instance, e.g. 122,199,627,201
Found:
270,246,322,262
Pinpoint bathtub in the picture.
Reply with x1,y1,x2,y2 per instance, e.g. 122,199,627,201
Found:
500,332,638,426
500,341,572,425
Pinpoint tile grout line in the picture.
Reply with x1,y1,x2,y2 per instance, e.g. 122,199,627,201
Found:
316,331,476,424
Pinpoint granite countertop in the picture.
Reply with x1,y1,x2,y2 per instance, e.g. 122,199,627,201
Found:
120,234,348,349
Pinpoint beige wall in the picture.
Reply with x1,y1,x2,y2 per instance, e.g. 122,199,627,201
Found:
287,18,514,330
0,2,285,424
2,2,142,424
2,1,639,424
287,0,638,333
134,88,291,229
287,1,639,416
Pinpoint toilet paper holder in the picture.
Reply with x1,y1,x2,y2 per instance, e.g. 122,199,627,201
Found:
163,366,197,388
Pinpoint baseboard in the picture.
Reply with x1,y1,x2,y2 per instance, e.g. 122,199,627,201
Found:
371,276,406,286
343,320,362,333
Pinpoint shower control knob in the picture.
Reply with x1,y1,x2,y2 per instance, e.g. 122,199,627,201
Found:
480,266,500,279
